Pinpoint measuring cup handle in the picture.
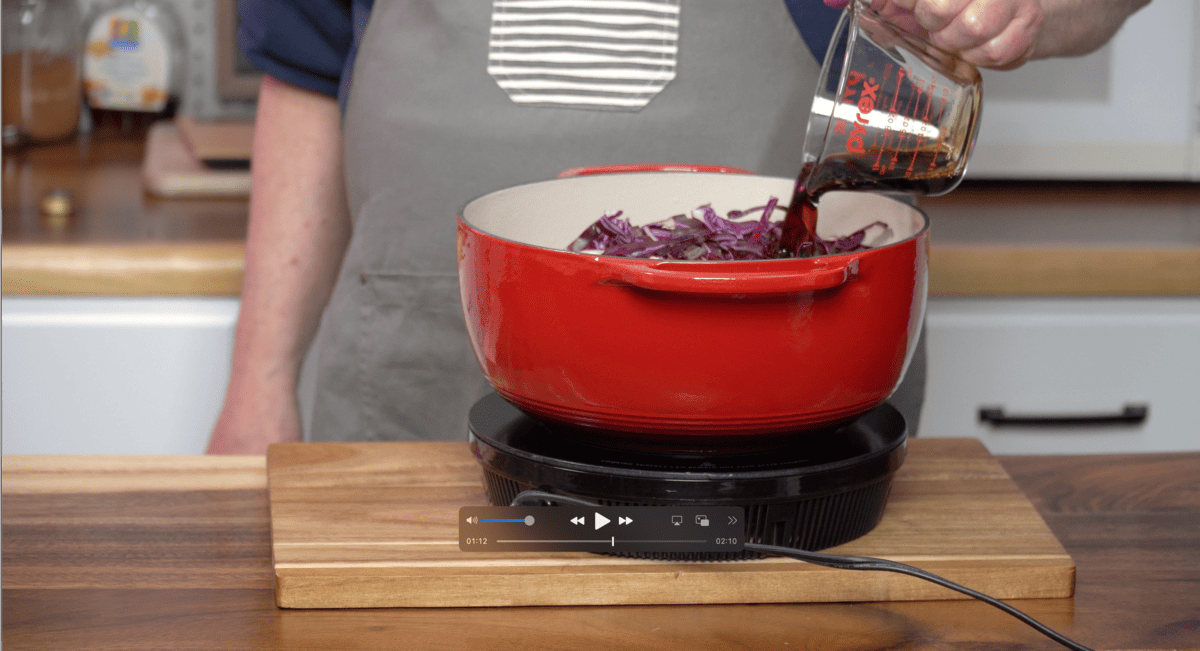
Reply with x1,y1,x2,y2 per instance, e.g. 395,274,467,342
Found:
556,164,755,178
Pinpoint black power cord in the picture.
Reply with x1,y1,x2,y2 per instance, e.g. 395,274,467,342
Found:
510,489,1095,651
741,542,1094,651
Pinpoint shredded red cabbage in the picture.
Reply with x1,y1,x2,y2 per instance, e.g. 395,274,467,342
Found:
568,198,887,260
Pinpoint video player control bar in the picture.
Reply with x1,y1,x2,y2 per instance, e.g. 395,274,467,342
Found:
459,506,745,552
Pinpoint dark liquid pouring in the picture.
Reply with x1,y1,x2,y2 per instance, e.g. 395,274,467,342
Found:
780,162,820,256
783,147,959,255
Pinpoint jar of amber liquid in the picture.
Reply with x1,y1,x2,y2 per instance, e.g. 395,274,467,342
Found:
2,0,84,146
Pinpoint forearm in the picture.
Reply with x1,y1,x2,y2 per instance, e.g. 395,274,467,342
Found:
1031,0,1151,58
209,75,350,453
231,75,350,388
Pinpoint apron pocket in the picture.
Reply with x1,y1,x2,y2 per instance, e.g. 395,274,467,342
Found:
356,271,490,441
487,0,680,111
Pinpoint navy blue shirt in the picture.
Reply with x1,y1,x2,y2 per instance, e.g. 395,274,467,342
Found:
238,0,842,109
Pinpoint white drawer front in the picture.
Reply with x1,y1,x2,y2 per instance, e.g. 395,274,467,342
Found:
921,297,1200,454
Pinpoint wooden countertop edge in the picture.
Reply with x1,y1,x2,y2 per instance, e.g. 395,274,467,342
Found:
1,241,246,296
928,245,1200,296
3,241,1198,297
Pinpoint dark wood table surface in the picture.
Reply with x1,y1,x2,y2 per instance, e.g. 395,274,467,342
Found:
3,449,1198,650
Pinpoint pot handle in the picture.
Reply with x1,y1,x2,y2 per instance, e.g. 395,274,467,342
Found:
612,259,859,295
557,164,755,178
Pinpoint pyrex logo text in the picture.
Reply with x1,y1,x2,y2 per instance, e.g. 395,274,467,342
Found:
837,70,879,154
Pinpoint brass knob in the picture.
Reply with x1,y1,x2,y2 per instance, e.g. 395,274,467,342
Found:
40,188,74,217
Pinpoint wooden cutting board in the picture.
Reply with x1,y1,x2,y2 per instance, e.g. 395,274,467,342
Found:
266,438,1074,609
174,115,254,165
141,121,251,198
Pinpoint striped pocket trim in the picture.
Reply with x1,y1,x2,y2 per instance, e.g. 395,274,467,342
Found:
488,0,681,111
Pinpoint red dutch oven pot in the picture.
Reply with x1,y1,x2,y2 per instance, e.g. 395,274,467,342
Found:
456,166,928,440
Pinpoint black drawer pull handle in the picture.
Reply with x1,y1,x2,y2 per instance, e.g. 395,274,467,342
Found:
979,404,1149,429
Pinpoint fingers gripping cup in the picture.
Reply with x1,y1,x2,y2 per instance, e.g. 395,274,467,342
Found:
800,0,983,198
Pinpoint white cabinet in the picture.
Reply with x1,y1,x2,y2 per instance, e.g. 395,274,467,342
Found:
2,297,238,455
920,297,1200,454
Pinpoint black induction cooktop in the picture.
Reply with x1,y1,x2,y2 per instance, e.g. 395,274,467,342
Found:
467,392,908,559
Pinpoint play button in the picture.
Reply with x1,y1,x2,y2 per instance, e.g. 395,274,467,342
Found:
594,512,610,530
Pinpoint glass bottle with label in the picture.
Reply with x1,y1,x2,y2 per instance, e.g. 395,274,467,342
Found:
81,0,186,122
1,0,84,147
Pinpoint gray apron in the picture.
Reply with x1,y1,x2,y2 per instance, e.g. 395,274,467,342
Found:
303,0,924,442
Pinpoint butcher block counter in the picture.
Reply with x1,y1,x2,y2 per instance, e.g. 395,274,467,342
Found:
3,124,1198,297
3,444,1199,650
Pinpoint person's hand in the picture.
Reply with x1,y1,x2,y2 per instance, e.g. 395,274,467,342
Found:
824,0,1044,69
206,372,303,454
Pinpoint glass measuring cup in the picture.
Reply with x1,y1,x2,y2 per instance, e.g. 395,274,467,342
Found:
799,0,983,199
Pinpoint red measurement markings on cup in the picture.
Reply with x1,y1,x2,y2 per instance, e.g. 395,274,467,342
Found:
865,67,947,178
932,83,950,169
870,63,894,171
905,76,940,176
874,66,907,175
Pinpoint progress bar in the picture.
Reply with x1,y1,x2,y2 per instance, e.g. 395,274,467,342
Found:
497,539,710,545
